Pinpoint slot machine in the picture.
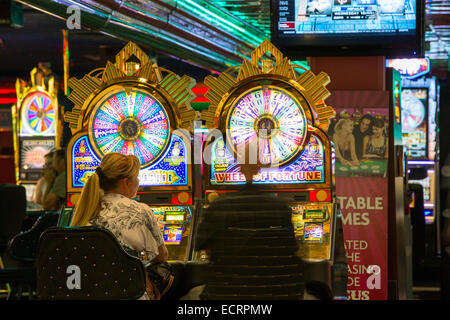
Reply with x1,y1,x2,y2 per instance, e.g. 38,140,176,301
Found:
401,76,440,255
64,42,197,262
197,40,346,290
12,66,62,200
386,58,441,256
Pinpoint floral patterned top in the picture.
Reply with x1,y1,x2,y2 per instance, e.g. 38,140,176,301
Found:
88,193,164,261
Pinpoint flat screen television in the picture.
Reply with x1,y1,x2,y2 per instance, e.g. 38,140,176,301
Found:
271,0,425,58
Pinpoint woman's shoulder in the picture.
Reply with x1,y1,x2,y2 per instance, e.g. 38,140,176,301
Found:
100,194,153,222
102,193,141,211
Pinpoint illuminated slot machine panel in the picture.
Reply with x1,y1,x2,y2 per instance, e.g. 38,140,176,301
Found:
291,203,335,261
152,206,193,261
206,130,335,262
12,70,61,200
67,99,194,261
64,42,197,262
401,88,428,159
200,41,338,265
408,169,436,224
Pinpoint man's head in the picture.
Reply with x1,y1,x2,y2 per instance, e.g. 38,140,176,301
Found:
52,149,65,174
44,151,54,169
358,115,372,133
238,142,262,184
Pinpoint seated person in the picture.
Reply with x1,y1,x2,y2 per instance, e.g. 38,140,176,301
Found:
333,118,359,166
362,118,388,159
193,146,306,300
32,151,55,205
69,152,171,299
43,149,66,211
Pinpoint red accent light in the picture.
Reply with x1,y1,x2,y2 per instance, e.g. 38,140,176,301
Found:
191,84,209,96
171,193,193,205
0,98,17,104
0,89,16,94
310,189,331,202
192,96,210,103
66,196,75,207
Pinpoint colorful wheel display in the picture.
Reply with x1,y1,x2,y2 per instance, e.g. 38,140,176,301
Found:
89,88,170,168
21,91,55,135
401,91,425,131
226,86,308,166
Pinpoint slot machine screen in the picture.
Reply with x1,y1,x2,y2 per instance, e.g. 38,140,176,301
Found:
409,176,430,202
304,209,326,219
20,138,54,171
163,225,183,244
303,222,323,242
165,211,185,222
401,88,428,158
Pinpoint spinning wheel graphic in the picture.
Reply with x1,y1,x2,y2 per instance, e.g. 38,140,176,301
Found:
22,91,55,135
226,86,308,166
401,91,425,131
89,88,170,168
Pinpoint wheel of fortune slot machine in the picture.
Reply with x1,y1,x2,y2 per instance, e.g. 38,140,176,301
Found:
11,67,62,200
197,40,347,292
63,42,197,262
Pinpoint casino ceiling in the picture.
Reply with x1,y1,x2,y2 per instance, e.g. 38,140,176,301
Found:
3,0,450,79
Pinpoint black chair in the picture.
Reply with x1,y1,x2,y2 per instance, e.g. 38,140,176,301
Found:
9,211,60,263
0,184,26,255
36,226,146,300
0,211,60,299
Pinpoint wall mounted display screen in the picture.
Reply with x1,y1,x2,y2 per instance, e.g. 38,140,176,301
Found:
271,0,424,58
401,87,428,158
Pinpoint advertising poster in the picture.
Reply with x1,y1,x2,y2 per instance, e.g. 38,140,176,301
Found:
329,106,389,300
336,176,388,300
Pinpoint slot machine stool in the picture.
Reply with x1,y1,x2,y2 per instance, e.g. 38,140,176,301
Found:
36,227,146,300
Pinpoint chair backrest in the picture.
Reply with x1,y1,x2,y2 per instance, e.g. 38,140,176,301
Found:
9,211,60,261
0,184,26,242
36,227,146,300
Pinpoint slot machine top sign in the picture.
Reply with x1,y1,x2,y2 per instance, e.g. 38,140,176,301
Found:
64,42,196,167
14,67,58,137
201,40,335,167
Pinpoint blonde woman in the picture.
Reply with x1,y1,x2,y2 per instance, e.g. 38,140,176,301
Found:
70,153,171,298
333,118,360,166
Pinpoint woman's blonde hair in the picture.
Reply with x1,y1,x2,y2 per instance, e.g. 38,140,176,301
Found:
70,153,141,226
334,118,353,135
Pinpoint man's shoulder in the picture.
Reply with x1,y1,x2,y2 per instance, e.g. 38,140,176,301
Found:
55,172,66,182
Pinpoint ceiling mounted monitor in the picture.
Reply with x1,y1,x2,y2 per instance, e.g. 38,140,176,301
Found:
271,0,425,59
